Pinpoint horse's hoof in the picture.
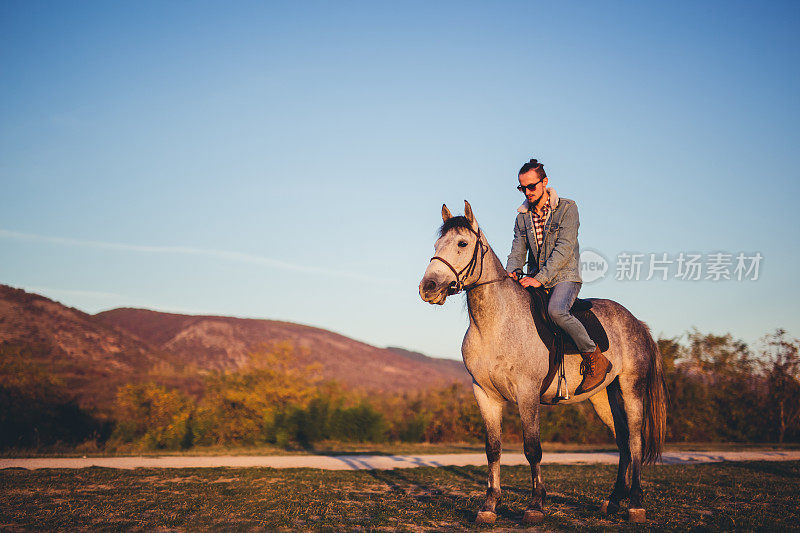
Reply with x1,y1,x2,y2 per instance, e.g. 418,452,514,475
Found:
475,511,497,524
600,500,619,514
628,508,646,523
522,509,545,524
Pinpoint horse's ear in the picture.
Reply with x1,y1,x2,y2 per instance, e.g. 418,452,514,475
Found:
441,204,452,222
464,200,478,231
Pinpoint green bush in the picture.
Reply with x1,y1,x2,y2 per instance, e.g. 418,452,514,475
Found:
264,396,388,447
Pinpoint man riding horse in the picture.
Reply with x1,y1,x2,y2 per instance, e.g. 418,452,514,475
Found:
506,158,611,394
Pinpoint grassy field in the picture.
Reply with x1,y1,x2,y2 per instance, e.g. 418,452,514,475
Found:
1,460,798,531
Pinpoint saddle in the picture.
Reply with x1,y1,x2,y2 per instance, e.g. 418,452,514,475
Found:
527,287,610,405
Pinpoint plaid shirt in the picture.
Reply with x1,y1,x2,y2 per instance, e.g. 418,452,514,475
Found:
530,198,551,248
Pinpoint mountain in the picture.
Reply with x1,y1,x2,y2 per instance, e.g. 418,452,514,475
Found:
386,346,465,373
0,284,163,409
0,284,470,412
94,307,469,392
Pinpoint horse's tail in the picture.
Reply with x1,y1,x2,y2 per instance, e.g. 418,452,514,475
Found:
639,320,667,465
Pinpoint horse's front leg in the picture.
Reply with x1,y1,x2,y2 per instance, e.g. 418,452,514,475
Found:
518,387,546,524
473,383,503,524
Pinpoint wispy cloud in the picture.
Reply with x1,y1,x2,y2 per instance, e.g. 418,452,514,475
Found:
0,228,396,284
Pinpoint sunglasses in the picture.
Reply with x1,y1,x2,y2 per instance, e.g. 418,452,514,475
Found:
517,179,543,193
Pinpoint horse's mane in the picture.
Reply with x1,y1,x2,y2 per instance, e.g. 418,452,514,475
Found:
438,216,473,237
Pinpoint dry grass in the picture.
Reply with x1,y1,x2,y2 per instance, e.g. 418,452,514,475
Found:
1,460,799,531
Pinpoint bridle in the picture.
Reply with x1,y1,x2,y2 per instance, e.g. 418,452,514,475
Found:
429,226,506,295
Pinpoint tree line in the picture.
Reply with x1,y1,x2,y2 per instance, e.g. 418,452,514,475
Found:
1,330,798,451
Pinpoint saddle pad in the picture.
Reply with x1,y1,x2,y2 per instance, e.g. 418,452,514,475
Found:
527,288,610,354
564,308,610,354
571,298,593,313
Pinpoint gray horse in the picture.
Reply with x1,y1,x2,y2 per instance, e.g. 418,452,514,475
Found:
419,201,666,525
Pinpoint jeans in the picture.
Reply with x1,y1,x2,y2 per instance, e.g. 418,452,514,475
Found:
547,281,596,353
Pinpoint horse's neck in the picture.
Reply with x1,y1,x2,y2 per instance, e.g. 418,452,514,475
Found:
466,245,533,333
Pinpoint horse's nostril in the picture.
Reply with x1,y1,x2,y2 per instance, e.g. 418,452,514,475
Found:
423,279,436,292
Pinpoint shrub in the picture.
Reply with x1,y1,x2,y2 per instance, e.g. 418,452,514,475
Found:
110,383,195,450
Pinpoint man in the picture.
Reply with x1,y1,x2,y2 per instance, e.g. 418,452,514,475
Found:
506,158,611,394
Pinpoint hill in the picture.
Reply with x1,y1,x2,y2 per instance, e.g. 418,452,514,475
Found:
0,285,469,412
95,307,469,392
0,285,162,410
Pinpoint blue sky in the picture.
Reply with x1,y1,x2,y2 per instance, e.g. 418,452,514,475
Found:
2,1,798,359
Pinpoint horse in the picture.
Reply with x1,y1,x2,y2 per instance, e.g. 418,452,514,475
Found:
418,201,666,525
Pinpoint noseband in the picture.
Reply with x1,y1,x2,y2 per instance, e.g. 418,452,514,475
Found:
429,226,505,294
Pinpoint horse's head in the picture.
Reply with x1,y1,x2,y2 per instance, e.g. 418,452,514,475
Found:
419,200,486,305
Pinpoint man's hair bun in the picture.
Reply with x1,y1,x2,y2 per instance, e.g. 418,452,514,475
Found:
519,158,547,178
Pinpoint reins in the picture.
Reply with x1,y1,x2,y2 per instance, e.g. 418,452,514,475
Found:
429,226,507,295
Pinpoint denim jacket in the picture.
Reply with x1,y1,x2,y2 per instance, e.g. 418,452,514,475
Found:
505,187,582,288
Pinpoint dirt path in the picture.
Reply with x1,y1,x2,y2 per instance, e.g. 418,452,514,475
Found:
3,450,799,470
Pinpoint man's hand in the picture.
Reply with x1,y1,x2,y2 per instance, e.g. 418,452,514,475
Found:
519,276,542,288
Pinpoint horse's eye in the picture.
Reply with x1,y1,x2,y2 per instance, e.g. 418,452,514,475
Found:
458,241,468,248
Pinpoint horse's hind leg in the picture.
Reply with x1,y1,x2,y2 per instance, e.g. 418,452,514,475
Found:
618,374,647,522
518,388,546,524
473,384,503,524
591,379,632,515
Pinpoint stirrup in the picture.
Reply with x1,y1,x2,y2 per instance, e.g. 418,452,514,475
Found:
553,364,570,403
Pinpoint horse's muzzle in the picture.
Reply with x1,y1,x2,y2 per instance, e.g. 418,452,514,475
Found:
419,277,449,305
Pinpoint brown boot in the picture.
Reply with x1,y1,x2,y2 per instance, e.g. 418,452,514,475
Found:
575,346,612,394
